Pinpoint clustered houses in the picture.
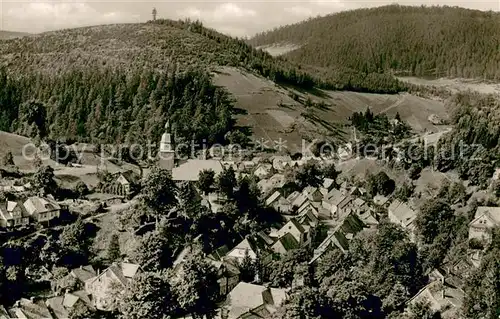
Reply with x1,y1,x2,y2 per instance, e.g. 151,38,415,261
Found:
5,262,142,318
0,196,61,228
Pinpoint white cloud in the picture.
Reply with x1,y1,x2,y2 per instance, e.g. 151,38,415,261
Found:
4,1,140,32
2,0,500,36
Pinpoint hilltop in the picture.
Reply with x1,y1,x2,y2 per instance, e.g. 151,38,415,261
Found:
0,19,428,152
250,5,500,80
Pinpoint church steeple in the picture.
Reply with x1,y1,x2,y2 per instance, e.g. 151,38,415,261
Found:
159,120,175,170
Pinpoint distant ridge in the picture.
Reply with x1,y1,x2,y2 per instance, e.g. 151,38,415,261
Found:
0,30,30,40
249,5,500,80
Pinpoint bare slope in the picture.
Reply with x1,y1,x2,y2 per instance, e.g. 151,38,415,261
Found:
213,67,448,152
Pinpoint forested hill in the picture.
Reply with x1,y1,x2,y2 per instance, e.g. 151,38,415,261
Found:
249,5,500,80
0,19,409,147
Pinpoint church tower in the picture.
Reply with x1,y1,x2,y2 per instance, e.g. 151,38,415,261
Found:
159,121,175,171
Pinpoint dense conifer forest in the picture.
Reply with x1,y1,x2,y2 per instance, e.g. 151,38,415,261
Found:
250,5,500,80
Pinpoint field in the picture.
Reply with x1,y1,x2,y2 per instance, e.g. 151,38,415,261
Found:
256,43,301,56
399,77,500,95
214,67,450,153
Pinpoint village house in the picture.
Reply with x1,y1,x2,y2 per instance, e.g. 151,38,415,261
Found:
257,174,285,195
253,163,273,179
373,194,390,206
100,170,139,197
56,265,97,293
319,178,336,196
0,201,30,228
265,191,291,214
271,218,315,249
310,212,365,264
23,196,61,224
46,291,93,319
322,189,353,220
84,262,140,311
388,200,417,237
468,206,500,243
297,200,320,218
209,259,241,296
223,282,288,319
271,155,292,171
9,298,54,319
172,159,224,182
406,277,464,319
303,186,323,203
223,235,273,268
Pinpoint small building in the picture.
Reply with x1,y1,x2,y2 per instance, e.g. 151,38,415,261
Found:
373,194,390,206
406,279,464,319
253,163,273,179
468,206,500,244
23,197,61,224
224,282,288,319
0,201,30,228
320,178,336,196
388,200,417,235
303,186,323,203
257,174,285,195
209,259,241,296
310,212,365,264
271,218,314,250
271,155,292,171
224,236,273,267
265,191,291,214
9,298,54,319
84,262,140,311
100,170,139,197
46,291,93,319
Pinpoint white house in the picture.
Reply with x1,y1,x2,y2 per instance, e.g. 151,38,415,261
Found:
468,206,500,243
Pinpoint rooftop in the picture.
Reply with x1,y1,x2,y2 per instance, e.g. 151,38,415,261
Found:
172,159,223,182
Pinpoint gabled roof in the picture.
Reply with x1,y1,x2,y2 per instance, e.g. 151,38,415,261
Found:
323,178,335,190
226,283,287,319
325,189,346,206
45,296,68,319
12,298,53,319
62,293,80,309
388,200,417,227
299,209,319,227
273,233,299,253
71,265,96,283
286,191,300,202
291,193,308,208
172,159,223,182
265,191,282,206
23,197,61,216
470,206,500,226
210,245,230,261
86,262,140,287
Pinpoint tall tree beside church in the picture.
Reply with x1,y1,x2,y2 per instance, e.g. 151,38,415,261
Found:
141,168,178,219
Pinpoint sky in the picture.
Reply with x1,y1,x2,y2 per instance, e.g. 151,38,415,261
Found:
1,0,499,37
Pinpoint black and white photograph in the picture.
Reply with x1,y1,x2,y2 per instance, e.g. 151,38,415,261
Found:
0,0,499,318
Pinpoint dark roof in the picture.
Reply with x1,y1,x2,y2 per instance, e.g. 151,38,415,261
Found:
278,233,300,251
